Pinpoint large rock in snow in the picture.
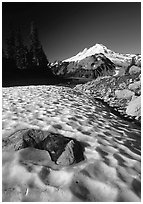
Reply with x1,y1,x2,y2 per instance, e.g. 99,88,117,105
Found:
129,65,141,75
3,129,86,167
126,96,141,118
19,147,58,169
115,89,134,99
56,140,75,166
128,81,141,92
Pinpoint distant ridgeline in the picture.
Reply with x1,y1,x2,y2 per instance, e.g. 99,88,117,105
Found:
2,21,53,80
51,44,141,82
3,28,141,84
51,53,116,80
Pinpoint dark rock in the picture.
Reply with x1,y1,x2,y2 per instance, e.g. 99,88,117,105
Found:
2,129,28,151
22,129,46,149
42,132,85,165
15,129,85,167
14,140,25,151
41,132,71,162
51,53,115,80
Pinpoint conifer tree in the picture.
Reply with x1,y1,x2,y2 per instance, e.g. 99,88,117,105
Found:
2,48,7,72
15,27,28,69
6,26,16,60
5,24,17,73
29,21,48,69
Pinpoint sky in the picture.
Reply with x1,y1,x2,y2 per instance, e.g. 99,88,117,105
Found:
2,2,141,62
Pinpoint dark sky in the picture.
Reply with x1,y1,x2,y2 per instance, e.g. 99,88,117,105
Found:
2,2,141,62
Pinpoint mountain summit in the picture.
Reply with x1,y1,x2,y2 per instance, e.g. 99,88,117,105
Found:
64,44,109,62
51,43,141,82
63,43,141,67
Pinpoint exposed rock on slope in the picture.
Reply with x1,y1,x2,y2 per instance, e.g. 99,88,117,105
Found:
74,67,141,124
51,53,116,79
126,96,141,118
64,43,141,68
51,44,140,82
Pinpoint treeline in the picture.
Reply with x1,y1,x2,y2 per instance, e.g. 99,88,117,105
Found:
2,21,53,81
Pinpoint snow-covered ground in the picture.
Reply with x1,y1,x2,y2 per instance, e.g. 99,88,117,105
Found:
2,85,141,202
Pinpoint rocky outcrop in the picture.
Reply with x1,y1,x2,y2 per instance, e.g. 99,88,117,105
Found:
129,65,141,75
126,96,141,119
74,67,141,124
19,147,58,170
128,80,141,92
51,44,140,84
63,44,141,68
51,53,115,80
3,129,85,167
115,89,134,99
56,140,75,166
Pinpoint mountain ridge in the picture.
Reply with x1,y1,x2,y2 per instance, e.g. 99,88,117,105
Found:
63,43,141,67
51,43,141,82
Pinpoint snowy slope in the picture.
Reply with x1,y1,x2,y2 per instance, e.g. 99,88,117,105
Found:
63,43,141,67
64,44,106,62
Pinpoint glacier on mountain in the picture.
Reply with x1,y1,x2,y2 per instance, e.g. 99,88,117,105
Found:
63,43,141,67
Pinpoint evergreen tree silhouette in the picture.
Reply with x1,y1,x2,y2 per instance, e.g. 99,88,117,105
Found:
6,25,16,60
29,21,48,69
5,24,17,74
15,27,28,69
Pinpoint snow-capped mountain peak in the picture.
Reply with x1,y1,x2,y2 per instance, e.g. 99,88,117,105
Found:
63,43,141,67
64,43,108,62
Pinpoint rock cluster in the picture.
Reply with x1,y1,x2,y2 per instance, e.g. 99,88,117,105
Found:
74,66,141,124
3,129,85,167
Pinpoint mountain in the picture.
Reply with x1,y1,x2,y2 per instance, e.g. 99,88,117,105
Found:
51,44,141,82
64,43,141,67
51,53,116,81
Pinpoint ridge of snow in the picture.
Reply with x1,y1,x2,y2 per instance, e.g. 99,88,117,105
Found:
63,43,139,63
64,44,106,62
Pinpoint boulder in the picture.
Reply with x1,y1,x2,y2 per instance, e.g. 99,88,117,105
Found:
18,147,58,169
56,140,75,165
129,65,141,75
128,81,141,92
41,132,72,162
126,96,141,117
22,129,47,149
119,82,127,89
115,89,134,99
2,129,29,151
7,129,85,167
56,139,85,166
